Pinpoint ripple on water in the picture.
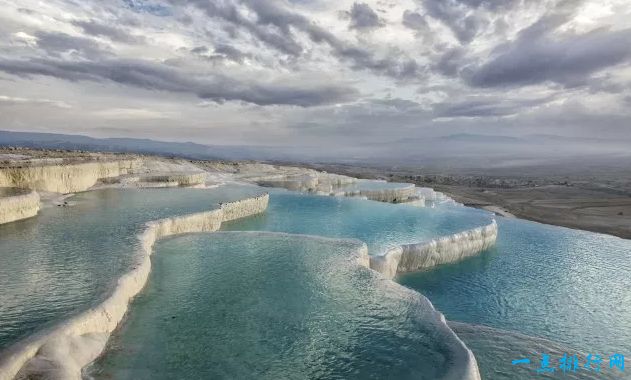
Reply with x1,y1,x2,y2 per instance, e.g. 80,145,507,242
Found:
90,232,474,380
0,185,264,348
450,322,624,380
399,217,631,358
221,190,492,255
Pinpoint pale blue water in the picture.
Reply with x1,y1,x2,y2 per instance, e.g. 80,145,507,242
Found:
448,322,621,379
93,190,631,379
0,185,262,349
92,233,463,380
4,182,631,379
399,218,631,378
222,190,492,255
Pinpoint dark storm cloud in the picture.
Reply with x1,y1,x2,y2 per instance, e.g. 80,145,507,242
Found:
423,0,485,44
190,46,208,55
346,3,384,30
466,27,631,88
213,44,252,63
0,58,358,107
402,10,434,43
72,20,146,44
402,10,428,31
421,0,522,44
191,44,252,64
34,31,110,59
334,46,423,79
176,0,304,56
515,0,587,41
432,47,467,77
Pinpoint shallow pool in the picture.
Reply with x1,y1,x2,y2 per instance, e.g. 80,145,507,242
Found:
0,185,262,349
222,190,492,255
91,233,469,380
399,217,631,378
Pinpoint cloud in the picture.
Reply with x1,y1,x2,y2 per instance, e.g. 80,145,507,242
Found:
34,31,110,59
334,46,423,80
1,0,630,152
423,0,486,44
448,0,518,11
72,19,146,44
466,27,631,88
420,0,522,44
191,44,252,64
175,0,304,56
432,95,555,118
0,95,71,109
402,10,428,31
432,47,468,77
11,32,38,46
92,107,174,119
178,0,422,80
122,0,171,16
0,58,358,107
346,3,384,30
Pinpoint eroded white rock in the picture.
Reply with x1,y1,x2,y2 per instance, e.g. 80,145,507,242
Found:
0,193,269,380
0,190,39,225
370,220,498,279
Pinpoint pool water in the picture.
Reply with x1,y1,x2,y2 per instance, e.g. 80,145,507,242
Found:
399,217,631,378
4,182,630,380
449,322,621,380
91,233,468,380
222,190,492,255
94,190,631,379
0,185,262,348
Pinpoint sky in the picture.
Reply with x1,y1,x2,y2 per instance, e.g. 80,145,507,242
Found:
0,0,630,150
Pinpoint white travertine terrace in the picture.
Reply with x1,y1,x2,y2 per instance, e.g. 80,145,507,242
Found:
0,190,40,225
417,187,448,202
257,173,421,204
350,239,480,380
341,184,418,203
0,160,141,193
100,172,208,188
141,172,208,187
202,161,427,204
0,194,269,380
0,157,492,380
370,220,498,279
256,173,357,194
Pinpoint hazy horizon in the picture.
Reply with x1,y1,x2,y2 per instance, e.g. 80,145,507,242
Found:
2,129,631,174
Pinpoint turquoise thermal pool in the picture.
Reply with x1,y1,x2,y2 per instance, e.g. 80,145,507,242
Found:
2,182,630,380
91,233,472,379
0,185,261,349
399,217,631,378
221,189,492,254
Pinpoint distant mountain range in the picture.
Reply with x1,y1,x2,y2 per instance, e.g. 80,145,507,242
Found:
1,130,629,171
0,130,288,161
